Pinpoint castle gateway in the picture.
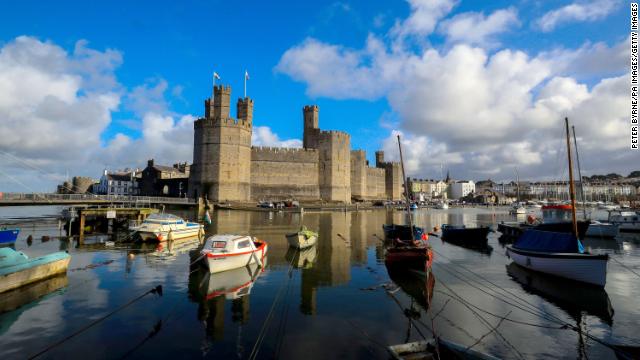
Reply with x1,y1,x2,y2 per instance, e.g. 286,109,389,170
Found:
188,84,402,203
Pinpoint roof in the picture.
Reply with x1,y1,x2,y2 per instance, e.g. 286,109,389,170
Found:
106,173,134,181
151,164,189,177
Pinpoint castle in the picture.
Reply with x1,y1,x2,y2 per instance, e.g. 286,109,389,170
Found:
188,84,402,203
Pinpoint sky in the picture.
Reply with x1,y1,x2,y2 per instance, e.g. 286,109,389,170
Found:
0,0,633,192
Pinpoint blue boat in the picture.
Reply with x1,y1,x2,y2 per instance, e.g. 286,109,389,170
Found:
382,224,425,241
0,228,19,244
0,248,71,293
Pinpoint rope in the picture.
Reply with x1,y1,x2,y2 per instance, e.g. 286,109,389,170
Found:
610,256,640,279
28,285,163,359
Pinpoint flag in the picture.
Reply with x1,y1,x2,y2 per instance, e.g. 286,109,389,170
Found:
245,70,249,80
204,210,212,225
213,72,220,80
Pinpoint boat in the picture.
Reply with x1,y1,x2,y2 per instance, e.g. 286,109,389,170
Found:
510,204,526,215
410,203,418,210
200,234,268,273
441,224,491,248
506,230,608,287
285,226,318,249
385,243,433,271
608,211,640,232
506,118,609,287
388,338,500,360
0,227,19,244
497,205,591,241
382,224,425,241
0,248,71,293
130,213,203,242
585,220,619,238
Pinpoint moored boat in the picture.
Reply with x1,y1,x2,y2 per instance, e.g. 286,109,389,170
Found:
131,213,203,242
200,234,268,273
388,337,500,360
382,224,425,241
585,220,619,238
285,226,318,249
0,228,19,244
506,230,608,287
385,240,433,271
441,224,490,248
0,248,71,293
608,211,640,232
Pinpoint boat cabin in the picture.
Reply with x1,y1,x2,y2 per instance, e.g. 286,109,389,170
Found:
541,204,573,223
142,213,185,225
204,235,257,255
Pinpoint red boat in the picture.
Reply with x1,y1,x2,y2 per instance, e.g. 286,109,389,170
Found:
385,239,433,271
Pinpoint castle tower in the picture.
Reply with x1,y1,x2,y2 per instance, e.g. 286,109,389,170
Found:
189,84,252,202
350,150,366,200
375,151,385,168
318,131,351,202
237,97,253,124
303,105,320,149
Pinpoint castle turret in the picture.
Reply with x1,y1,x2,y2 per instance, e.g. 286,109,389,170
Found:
189,84,251,202
303,105,319,149
375,151,385,168
237,97,253,124
213,85,231,119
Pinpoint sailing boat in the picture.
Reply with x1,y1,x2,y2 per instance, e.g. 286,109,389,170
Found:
506,118,609,287
510,167,526,215
384,135,432,271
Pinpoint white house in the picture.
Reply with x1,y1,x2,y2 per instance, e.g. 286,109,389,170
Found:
450,180,475,199
96,169,139,196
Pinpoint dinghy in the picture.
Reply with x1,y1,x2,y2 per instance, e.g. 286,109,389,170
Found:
131,213,203,242
388,338,500,360
0,228,19,245
200,234,267,273
0,248,70,293
441,224,490,248
285,226,318,249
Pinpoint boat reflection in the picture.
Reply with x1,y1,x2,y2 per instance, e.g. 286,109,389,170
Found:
386,266,436,313
506,262,614,325
0,274,68,336
440,237,493,255
285,245,317,269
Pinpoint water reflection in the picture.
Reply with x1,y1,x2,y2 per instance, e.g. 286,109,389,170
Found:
506,263,614,325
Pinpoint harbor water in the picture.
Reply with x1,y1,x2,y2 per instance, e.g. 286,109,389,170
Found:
0,206,639,359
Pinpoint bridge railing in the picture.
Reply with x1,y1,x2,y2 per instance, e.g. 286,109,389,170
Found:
0,193,196,204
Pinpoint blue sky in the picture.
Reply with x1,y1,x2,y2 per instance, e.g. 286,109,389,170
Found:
0,0,632,190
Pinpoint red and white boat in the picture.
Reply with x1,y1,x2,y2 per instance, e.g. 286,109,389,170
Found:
200,235,268,273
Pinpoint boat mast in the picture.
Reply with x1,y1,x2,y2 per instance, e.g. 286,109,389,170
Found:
565,118,579,237
515,167,520,204
397,135,415,241
572,125,587,220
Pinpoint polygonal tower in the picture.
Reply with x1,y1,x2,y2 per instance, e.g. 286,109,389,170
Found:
303,105,320,149
189,85,252,202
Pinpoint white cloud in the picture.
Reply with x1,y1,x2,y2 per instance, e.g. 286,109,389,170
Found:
390,0,458,39
252,126,302,148
276,4,630,180
439,8,519,47
536,0,621,32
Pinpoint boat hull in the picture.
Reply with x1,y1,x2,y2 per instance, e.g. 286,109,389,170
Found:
441,226,490,247
137,226,202,242
385,246,432,271
0,252,71,293
204,242,268,274
585,222,619,238
506,246,608,287
0,228,19,244
285,233,317,249
498,221,590,240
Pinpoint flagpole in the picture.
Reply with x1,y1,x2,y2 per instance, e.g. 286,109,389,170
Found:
212,72,216,99
244,70,247,98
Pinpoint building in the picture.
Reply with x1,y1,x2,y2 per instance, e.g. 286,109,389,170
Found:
139,159,190,197
188,84,402,203
95,170,139,196
449,180,475,199
407,178,448,201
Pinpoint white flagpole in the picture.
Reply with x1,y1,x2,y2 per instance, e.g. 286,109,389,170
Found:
244,70,247,98
212,72,216,99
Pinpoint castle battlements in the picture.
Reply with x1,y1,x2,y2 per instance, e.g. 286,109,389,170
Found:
190,80,402,203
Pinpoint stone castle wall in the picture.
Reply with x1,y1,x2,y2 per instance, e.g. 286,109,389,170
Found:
350,150,366,200
366,167,386,199
251,147,320,200
318,130,351,202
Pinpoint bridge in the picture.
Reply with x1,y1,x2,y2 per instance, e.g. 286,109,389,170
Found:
0,193,197,206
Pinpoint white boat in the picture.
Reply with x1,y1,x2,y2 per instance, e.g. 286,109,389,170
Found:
506,230,608,287
200,234,268,273
608,211,640,232
131,213,203,242
585,221,619,238
285,226,318,249
513,206,526,215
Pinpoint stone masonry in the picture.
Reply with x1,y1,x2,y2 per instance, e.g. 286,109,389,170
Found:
189,83,402,203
